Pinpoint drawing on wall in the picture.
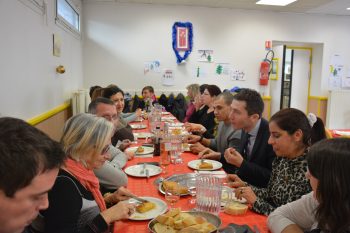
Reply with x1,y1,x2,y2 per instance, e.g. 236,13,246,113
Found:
230,69,246,81
215,63,232,75
162,69,175,86
269,58,279,80
328,54,343,89
193,66,207,78
53,33,61,57
198,50,213,62
144,61,160,74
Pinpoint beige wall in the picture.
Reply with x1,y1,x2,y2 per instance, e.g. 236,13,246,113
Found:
34,108,72,142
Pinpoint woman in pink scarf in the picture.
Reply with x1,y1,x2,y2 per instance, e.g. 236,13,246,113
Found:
40,113,135,233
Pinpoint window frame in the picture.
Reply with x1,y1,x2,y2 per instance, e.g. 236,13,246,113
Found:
55,0,81,37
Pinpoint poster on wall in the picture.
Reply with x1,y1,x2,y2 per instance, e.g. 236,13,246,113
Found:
172,22,193,64
162,69,175,86
198,50,214,62
144,61,161,74
230,69,246,81
215,63,232,75
328,54,343,89
342,69,350,88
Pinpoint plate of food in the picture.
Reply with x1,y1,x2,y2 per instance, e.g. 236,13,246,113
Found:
148,208,221,233
133,132,154,139
221,186,247,206
158,173,198,196
161,116,177,121
130,124,147,130
128,197,167,221
187,159,222,171
125,164,162,177
125,146,154,155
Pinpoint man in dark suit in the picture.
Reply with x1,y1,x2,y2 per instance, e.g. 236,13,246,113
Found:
223,88,275,188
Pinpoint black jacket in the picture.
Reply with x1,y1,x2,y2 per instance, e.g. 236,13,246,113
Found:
222,118,275,188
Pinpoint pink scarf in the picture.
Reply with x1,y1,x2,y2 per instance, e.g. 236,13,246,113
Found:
65,158,106,211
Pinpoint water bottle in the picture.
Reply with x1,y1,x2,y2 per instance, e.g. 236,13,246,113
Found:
153,126,161,156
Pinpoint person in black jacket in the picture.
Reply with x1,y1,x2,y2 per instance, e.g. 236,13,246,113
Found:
223,88,275,188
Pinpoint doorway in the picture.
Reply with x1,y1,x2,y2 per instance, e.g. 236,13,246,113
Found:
275,46,311,113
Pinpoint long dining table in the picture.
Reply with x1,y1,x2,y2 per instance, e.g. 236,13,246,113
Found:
114,118,268,233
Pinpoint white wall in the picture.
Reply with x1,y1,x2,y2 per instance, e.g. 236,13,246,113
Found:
82,2,350,98
0,0,83,120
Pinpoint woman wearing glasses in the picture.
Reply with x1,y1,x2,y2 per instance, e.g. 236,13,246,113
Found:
38,113,135,233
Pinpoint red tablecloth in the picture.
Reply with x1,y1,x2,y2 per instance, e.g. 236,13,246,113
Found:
114,120,268,232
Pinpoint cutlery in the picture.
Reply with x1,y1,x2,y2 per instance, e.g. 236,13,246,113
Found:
140,163,146,175
128,194,148,203
146,169,150,182
153,177,164,186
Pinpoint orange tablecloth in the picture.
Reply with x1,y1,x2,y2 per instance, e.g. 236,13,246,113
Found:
114,120,268,232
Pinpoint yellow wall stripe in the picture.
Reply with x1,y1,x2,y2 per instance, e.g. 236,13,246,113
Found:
27,102,71,126
309,96,328,100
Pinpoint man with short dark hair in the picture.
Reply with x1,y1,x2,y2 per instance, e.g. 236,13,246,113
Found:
0,117,66,233
224,88,275,188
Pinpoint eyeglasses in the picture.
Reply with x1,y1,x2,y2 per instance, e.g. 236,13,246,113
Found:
101,144,111,155
102,114,119,121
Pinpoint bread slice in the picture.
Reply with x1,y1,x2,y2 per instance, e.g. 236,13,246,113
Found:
224,201,248,215
153,223,177,233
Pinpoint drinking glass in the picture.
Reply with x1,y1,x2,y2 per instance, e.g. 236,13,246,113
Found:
164,188,180,209
160,152,171,175
186,177,197,205
170,135,183,164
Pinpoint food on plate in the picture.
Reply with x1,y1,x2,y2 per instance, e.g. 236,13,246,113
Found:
162,181,188,195
152,208,217,233
198,161,213,169
224,201,248,215
136,201,156,213
172,128,182,135
136,146,145,153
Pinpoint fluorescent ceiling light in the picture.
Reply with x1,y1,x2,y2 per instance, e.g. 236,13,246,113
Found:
256,0,298,6
347,7,350,10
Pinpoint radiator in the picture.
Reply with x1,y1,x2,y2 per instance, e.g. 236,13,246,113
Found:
72,89,89,115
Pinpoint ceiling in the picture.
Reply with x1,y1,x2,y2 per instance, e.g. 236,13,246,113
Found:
84,0,350,16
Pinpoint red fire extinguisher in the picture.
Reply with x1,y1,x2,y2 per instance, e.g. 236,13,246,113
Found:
259,60,270,86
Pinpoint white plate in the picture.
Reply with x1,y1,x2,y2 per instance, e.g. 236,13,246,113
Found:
133,132,154,139
221,186,247,206
161,112,170,115
128,197,167,220
187,159,222,171
125,164,162,177
168,122,184,127
161,116,176,120
130,124,147,129
125,146,154,155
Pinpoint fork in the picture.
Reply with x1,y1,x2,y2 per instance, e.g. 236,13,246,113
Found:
145,169,150,182
140,163,146,175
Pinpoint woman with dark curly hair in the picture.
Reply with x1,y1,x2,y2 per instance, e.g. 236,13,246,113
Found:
268,138,350,233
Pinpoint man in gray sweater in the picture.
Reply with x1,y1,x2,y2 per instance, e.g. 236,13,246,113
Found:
88,97,129,192
188,91,242,160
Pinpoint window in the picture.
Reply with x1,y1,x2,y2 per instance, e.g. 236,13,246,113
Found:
56,0,80,36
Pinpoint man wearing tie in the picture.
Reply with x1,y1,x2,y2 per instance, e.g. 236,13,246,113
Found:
224,88,275,188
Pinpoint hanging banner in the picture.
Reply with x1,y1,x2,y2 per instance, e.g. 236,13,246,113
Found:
172,22,193,64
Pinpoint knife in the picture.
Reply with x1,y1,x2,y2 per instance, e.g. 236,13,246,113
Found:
146,169,150,182
129,194,148,203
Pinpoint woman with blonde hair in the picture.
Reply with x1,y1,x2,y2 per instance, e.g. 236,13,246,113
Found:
41,113,135,232
183,83,200,123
